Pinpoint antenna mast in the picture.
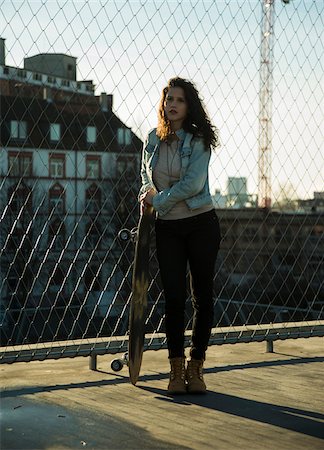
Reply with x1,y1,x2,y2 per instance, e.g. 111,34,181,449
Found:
258,0,275,208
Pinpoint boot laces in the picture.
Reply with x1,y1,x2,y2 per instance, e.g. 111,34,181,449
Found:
170,359,185,380
188,360,203,380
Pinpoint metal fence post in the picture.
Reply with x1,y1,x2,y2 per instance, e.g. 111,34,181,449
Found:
89,354,97,371
266,340,274,353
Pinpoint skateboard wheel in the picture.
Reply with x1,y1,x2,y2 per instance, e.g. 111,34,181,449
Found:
111,359,123,372
118,229,131,241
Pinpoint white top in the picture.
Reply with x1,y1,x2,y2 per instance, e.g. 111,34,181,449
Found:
152,139,213,220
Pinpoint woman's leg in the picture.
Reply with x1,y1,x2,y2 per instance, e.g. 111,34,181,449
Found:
155,220,188,358
186,211,221,360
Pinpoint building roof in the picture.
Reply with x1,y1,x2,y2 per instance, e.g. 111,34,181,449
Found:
0,94,142,153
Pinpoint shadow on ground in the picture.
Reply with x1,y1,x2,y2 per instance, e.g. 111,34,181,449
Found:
138,385,324,440
1,396,190,450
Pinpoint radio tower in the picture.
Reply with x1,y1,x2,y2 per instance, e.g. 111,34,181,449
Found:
258,0,275,208
258,0,291,208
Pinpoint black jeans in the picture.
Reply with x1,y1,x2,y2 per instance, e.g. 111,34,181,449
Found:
155,209,221,360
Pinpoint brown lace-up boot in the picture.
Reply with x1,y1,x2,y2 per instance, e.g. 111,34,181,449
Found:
168,357,187,394
186,358,207,394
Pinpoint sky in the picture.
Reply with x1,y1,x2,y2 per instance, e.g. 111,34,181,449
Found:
1,0,323,200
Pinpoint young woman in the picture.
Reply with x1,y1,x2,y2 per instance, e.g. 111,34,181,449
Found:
139,77,221,394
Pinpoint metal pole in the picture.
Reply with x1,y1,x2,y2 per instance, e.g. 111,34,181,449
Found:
89,353,97,370
266,340,274,353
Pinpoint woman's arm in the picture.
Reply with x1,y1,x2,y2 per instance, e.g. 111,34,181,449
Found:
152,138,210,214
137,130,156,201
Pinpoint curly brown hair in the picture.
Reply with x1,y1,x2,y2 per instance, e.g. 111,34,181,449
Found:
156,77,220,150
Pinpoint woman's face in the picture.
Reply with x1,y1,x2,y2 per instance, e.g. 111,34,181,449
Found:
164,87,188,129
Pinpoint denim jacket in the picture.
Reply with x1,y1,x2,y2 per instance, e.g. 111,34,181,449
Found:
139,128,213,217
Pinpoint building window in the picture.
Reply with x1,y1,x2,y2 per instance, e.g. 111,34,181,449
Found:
50,123,61,142
17,69,27,78
47,76,57,84
33,73,42,81
116,156,134,177
85,222,101,250
87,126,96,144
84,265,101,290
50,266,66,291
86,156,100,179
49,183,65,214
8,152,32,176
86,184,101,215
8,230,23,252
116,159,127,176
10,120,27,139
7,183,32,213
61,79,70,87
48,220,66,251
49,154,65,178
117,128,131,146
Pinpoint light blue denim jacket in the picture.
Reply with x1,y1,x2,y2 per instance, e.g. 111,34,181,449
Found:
139,128,213,217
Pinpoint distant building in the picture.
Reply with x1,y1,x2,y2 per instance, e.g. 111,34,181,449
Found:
298,192,324,213
217,208,324,292
213,177,257,209
227,177,249,208
212,189,227,208
0,41,95,99
24,53,77,81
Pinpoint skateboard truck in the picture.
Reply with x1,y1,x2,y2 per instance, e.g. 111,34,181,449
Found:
111,352,129,372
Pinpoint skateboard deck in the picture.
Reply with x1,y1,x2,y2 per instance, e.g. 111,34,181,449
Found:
128,205,154,385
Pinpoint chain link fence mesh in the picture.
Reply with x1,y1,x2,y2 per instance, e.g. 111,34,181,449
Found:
0,0,323,362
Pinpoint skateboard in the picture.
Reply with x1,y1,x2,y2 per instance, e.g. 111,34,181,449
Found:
111,205,155,385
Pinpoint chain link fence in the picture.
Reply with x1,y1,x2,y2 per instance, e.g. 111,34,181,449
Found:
0,0,323,364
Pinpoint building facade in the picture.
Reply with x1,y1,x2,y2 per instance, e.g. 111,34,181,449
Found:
0,46,142,343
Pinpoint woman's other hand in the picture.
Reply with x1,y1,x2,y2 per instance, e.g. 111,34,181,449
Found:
139,188,157,214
